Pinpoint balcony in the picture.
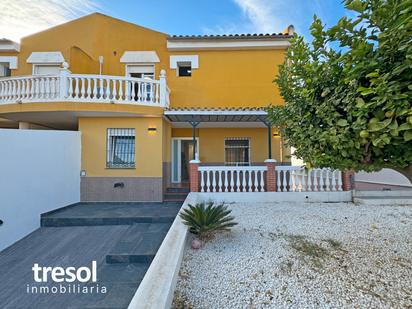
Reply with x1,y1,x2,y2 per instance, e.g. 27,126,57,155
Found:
0,68,169,108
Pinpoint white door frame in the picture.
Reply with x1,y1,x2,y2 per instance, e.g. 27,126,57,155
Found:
171,137,200,183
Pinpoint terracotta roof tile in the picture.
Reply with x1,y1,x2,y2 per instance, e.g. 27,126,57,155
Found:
167,33,292,40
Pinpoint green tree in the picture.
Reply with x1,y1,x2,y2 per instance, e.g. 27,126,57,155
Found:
269,0,412,181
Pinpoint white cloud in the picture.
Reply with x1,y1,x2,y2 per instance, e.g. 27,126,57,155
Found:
233,0,288,33
0,0,98,42
203,0,291,35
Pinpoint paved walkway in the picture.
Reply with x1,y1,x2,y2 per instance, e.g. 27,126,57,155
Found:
0,202,181,309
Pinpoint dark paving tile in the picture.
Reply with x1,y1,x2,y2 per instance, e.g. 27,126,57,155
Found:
41,202,182,227
0,202,181,309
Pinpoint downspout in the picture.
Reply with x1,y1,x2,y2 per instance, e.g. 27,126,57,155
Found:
189,120,200,160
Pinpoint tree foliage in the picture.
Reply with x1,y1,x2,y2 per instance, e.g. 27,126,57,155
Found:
269,0,412,180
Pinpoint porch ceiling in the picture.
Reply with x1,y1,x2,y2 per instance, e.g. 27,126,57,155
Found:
164,108,269,128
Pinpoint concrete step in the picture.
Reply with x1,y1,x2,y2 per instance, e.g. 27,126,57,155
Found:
163,192,188,200
41,203,182,227
354,190,412,198
354,196,412,205
41,215,177,227
106,224,170,264
166,187,190,193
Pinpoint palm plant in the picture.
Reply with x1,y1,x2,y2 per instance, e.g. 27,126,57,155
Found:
179,202,237,240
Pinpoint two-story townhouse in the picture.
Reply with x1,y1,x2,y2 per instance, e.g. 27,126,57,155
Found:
0,13,293,202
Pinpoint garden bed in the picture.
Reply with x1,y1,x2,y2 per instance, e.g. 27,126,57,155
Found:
172,202,412,308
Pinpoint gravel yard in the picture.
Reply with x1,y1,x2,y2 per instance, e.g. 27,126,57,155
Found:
172,202,412,309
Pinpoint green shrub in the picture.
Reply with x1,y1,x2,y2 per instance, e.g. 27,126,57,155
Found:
179,202,237,239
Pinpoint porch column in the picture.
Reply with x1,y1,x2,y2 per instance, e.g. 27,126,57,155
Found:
267,125,272,160
189,120,199,160
265,159,277,192
342,170,355,191
189,159,200,192
261,119,273,160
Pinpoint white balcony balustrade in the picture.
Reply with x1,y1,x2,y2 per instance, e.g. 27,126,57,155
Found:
198,166,268,193
0,68,169,107
276,166,343,192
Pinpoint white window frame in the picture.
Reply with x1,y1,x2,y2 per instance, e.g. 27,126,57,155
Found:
171,137,200,183
0,56,18,71
125,64,155,78
0,63,11,77
170,55,198,77
32,64,61,76
106,128,136,169
224,137,251,166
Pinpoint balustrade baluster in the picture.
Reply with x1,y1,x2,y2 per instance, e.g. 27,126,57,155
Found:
217,171,222,192
241,170,247,192
223,171,229,192
254,170,259,192
200,171,205,192
118,79,123,101
313,169,319,192
86,78,91,99
336,171,342,191
112,79,117,100
230,171,234,192
301,169,306,191
206,171,211,193
307,169,312,191
260,170,265,192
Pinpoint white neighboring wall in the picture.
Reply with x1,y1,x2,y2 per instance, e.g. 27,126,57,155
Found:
0,129,81,251
356,168,412,187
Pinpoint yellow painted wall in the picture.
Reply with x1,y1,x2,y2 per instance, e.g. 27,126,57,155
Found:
79,117,164,177
162,119,172,162
172,128,289,163
167,49,285,108
9,13,286,109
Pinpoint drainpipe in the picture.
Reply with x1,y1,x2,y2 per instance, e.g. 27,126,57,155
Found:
261,118,273,160
189,120,199,160
267,124,272,160
98,56,104,75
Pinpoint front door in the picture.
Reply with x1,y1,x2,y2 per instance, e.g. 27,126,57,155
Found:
172,138,198,183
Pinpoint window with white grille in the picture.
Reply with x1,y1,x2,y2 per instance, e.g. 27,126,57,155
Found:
224,138,250,166
107,128,135,168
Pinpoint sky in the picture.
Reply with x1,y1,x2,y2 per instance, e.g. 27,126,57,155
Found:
0,0,349,42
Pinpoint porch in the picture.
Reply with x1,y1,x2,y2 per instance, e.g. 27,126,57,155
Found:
163,108,353,198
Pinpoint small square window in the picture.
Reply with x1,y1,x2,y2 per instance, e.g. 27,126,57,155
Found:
177,62,192,77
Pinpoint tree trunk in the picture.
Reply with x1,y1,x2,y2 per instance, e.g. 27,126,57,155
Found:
393,165,412,183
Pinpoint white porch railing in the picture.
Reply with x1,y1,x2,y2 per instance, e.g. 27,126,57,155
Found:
198,166,267,192
0,69,169,107
276,166,343,192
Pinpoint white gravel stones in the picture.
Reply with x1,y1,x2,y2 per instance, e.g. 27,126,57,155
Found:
172,202,412,309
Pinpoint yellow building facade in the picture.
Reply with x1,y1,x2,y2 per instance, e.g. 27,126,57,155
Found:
0,13,293,201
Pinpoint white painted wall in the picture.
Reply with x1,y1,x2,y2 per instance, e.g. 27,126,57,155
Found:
356,168,412,187
0,129,81,251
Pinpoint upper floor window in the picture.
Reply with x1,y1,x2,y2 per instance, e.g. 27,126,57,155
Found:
177,62,192,77
225,138,250,166
170,55,198,77
27,52,65,76
0,63,11,77
126,65,155,102
33,64,60,75
106,128,135,169
0,56,17,76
